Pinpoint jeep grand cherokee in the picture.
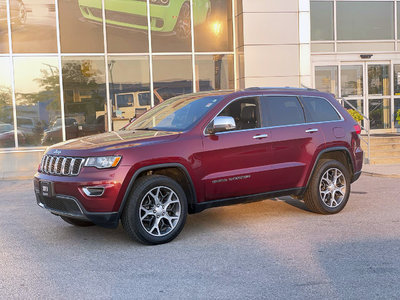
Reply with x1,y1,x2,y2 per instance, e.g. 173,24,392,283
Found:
34,88,363,245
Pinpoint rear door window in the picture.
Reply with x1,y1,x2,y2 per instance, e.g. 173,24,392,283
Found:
301,96,341,122
260,96,305,127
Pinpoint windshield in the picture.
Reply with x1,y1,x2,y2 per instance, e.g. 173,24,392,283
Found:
126,94,224,132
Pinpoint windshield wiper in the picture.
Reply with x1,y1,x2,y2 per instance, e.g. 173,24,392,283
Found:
135,127,158,131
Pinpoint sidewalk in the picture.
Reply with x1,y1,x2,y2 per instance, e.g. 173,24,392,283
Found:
362,164,400,178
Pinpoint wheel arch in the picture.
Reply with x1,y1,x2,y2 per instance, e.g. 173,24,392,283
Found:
118,163,197,217
304,147,355,192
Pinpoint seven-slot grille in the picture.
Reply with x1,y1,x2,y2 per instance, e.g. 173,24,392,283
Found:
40,155,84,176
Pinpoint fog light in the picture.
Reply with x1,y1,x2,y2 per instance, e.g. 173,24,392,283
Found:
82,186,105,197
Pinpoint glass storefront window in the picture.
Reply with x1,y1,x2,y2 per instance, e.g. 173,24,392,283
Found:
11,0,57,53
0,0,9,53
394,98,400,128
369,99,391,129
310,1,334,41
315,66,338,96
150,2,192,53
108,56,150,130
0,57,14,148
59,0,104,53
196,54,234,91
337,1,394,41
368,65,390,96
62,57,107,140
194,0,233,52
393,65,400,95
152,56,193,100
105,0,149,53
13,56,61,146
341,65,363,97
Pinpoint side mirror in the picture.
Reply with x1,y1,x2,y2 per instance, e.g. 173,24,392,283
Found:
208,116,236,134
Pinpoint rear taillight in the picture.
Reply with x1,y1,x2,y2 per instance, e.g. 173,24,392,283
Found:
354,124,361,134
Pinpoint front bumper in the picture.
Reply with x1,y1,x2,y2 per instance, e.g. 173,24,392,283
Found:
33,165,132,227
34,191,120,228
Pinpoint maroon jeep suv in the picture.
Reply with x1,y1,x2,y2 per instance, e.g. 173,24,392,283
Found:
34,88,363,245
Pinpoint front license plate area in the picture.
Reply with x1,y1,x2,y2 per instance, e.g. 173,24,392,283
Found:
40,181,54,198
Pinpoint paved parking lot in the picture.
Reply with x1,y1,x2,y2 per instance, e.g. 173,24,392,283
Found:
0,175,399,299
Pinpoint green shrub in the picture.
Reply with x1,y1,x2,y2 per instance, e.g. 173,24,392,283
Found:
396,109,400,126
347,109,363,123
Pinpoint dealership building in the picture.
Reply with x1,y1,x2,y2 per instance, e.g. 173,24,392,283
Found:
0,0,399,178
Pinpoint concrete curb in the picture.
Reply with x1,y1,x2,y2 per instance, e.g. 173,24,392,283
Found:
362,171,400,179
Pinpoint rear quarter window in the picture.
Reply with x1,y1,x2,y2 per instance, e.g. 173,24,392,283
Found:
301,96,341,122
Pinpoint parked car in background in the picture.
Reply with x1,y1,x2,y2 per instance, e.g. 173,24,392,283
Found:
0,123,26,147
34,88,363,245
78,0,210,39
41,117,79,145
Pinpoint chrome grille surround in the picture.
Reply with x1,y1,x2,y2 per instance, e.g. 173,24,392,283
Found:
40,155,84,176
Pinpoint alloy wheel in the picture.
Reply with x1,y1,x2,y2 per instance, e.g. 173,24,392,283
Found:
319,168,346,208
139,186,181,237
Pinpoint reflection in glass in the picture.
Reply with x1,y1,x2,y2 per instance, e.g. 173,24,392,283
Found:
369,99,391,129
105,0,149,53
394,98,400,128
337,1,394,40
59,0,104,53
150,1,192,52
62,57,107,140
108,56,150,130
393,65,400,95
11,0,57,53
152,56,193,100
194,0,232,52
341,65,363,97
344,99,364,128
315,66,338,96
0,57,14,148
196,54,234,91
368,65,390,96
0,0,9,53
13,57,61,146
311,1,334,41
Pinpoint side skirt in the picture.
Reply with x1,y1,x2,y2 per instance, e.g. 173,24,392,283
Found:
192,187,305,213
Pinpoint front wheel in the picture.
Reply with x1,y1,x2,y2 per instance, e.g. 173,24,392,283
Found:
174,2,191,39
121,175,188,245
303,159,351,214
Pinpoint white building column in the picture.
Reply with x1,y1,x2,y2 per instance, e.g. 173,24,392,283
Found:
237,0,311,88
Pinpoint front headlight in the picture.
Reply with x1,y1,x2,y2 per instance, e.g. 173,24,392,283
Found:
85,156,122,169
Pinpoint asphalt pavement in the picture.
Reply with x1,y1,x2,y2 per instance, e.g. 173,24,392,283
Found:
0,174,399,299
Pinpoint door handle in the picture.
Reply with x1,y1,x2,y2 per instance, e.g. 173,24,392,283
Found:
253,134,268,139
305,128,319,133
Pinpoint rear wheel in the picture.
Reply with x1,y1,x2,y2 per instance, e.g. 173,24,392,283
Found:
303,159,351,214
122,175,188,245
60,216,95,227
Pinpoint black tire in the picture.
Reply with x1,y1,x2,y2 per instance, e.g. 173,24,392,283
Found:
60,216,95,227
121,175,188,245
174,2,191,39
303,159,351,214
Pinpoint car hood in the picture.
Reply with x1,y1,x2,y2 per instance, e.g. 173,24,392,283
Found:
46,130,181,155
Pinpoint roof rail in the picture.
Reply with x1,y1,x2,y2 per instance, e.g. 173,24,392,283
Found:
244,87,318,91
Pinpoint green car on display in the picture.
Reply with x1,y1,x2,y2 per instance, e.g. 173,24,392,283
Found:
78,0,211,39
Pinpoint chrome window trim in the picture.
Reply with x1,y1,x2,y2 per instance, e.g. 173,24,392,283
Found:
203,93,345,137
